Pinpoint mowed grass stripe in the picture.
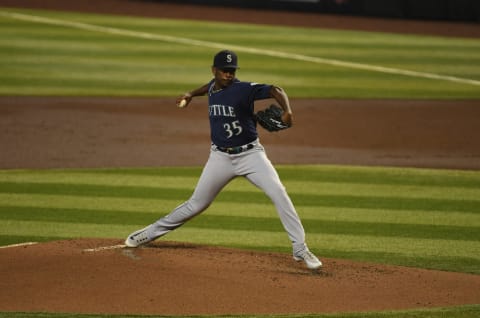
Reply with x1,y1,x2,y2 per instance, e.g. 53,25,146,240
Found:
0,181,196,202
318,248,480,275
3,165,480,188
0,219,132,239
304,233,480,261
0,172,199,190
0,235,65,246
1,206,478,241
276,166,480,188
0,193,178,214
1,181,478,213
3,193,478,227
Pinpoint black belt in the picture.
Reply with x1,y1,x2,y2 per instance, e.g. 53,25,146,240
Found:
216,143,255,154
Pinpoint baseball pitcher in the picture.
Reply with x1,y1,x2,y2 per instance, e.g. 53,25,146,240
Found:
125,50,322,270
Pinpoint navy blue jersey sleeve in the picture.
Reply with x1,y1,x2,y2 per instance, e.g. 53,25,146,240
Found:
248,83,272,104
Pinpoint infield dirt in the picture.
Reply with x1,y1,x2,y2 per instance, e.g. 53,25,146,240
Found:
1,239,480,315
0,0,479,315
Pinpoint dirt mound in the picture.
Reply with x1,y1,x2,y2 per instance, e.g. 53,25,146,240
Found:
1,239,479,315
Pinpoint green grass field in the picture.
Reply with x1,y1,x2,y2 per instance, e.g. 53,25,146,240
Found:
0,6,479,318
1,165,479,274
1,7,480,98
0,165,480,317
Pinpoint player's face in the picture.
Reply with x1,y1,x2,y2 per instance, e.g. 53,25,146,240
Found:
212,67,236,88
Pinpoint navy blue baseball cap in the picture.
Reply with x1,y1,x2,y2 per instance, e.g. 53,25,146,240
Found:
213,50,239,69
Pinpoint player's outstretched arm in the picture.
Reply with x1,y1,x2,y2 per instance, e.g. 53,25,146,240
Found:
176,84,209,108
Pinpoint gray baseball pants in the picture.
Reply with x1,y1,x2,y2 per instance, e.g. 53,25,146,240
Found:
145,141,307,254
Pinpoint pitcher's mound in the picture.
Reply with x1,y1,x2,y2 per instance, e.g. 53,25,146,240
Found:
1,239,479,315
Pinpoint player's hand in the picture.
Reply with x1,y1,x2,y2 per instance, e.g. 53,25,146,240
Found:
282,112,293,127
176,93,192,108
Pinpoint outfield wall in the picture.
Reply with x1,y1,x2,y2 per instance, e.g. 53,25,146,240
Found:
156,0,480,22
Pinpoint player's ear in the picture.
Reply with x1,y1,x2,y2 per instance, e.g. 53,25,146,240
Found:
211,66,217,75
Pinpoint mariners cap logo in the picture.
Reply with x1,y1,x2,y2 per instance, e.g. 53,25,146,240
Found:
213,50,239,69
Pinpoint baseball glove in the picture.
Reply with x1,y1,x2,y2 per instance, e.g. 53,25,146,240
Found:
256,104,291,132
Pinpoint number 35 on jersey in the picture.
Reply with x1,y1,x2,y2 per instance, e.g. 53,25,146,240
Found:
224,120,243,138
